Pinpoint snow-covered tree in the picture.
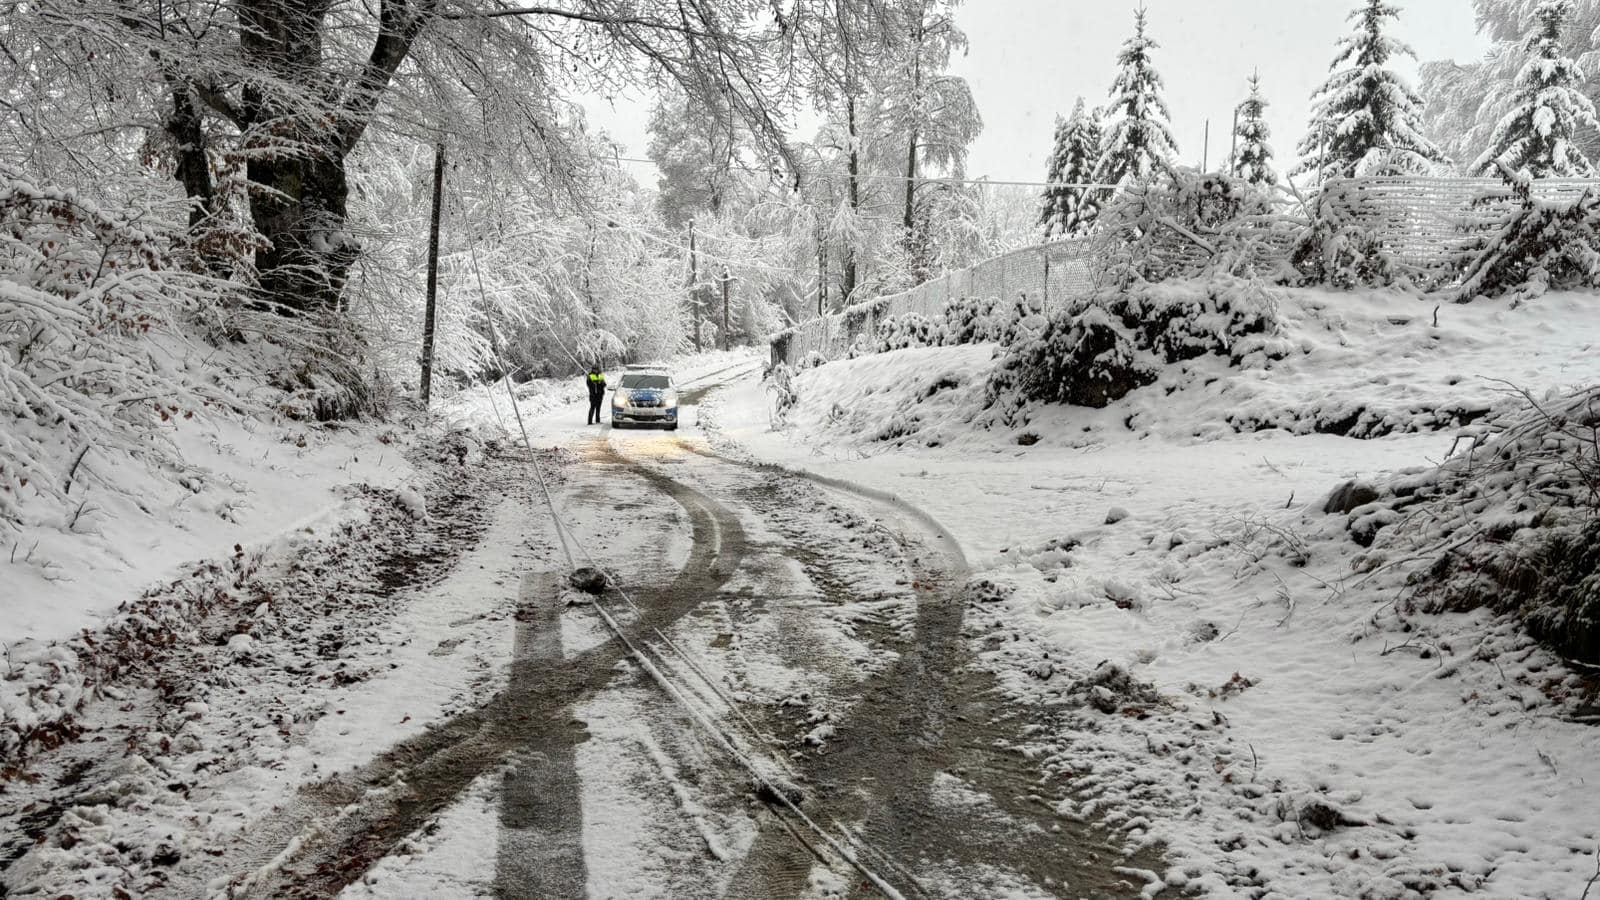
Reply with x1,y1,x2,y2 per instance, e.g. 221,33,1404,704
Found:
1231,73,1279,186
1421,0,1600,165
1095,9,1180,189
1040,99,1105,237
1471,0,1600,176
1296,0,1446,180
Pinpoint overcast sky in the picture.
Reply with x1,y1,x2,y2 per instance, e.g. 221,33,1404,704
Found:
582,0,1493,186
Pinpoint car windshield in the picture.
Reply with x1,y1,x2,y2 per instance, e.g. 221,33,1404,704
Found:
619,374,670,390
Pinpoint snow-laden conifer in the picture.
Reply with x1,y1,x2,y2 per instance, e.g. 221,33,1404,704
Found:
1296,0,1446,180
1472,0,1600,176
1039,99,1105,237
1232,72,1279,186
1094,9,1180,189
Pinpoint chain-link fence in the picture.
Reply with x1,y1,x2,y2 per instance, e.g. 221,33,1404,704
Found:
769,176,1600,367
771,237,1097,365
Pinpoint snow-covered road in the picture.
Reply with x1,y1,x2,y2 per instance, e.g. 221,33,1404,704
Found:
3,363,1160,900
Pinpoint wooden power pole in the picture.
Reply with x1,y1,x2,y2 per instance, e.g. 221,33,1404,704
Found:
420,142,445,407
720,266,731,351
687,219,701,353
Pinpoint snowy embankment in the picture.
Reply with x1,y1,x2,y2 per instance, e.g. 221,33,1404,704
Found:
708,288,1600,899
0,347,758,766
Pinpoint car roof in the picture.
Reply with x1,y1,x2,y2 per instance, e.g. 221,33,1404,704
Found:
624,362,669,370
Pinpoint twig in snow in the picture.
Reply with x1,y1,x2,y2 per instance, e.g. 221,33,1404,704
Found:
63,444,92,493
1536,747,1558,777
1214,606,1251,643
1283,490,1295,509
1249,743,1259,782
1581,848,1600,900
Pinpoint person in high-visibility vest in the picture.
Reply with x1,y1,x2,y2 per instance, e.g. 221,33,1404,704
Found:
585,366,607,425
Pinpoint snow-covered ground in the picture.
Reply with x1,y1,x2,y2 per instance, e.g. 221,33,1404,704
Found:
704,289,1600,899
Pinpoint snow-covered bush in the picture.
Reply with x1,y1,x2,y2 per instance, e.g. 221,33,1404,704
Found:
799,350,828,370
1096,276,1286,366
1453,179,1600,300
874,313,937,352
986,305,1156,416
983,275,1286,419
934,293,1043,347
937,295,1003,345
1291,180,1406,288
1093,167,1294,283
0,170,246,530
766,362,800,427
1352,385,1600,664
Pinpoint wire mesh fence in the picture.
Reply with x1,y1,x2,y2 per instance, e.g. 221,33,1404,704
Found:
771,237,1096,365
1321,176,1600,271
769,175,1600,366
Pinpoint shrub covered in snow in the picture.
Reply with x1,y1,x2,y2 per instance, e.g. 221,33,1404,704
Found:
1351,385,1600,664
874,313,937,352
987,305,1156,414
933,293,1045,348
766,362,800,426
1094,275,1285,366
985,276,1287,418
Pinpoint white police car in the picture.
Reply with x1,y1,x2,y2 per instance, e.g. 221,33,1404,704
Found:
610,365,679,430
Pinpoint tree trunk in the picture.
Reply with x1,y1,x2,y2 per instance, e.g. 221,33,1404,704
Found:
163,79,216,232
843,96,860,303
247,145,356,312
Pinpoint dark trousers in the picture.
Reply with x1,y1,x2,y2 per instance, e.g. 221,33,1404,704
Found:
588,396,603,424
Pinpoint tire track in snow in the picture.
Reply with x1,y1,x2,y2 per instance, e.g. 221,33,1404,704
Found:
653,439,1163,899
168,442,749,899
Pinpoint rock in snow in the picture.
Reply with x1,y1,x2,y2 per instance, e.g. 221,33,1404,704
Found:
1322,479,1379,514
568,567,608,595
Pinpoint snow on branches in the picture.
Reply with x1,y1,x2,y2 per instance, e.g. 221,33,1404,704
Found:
1296,0,1447,181
1471,0,1600,177
1290,179,1407,288
0,168,244,532
1091,167,1293,284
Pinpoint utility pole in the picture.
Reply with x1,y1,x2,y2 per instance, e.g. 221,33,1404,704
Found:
420,141,445,408
1229,107,1240,178
816,224,828,316
687,218,701,353
1201,118,1210,172
720,266,731,351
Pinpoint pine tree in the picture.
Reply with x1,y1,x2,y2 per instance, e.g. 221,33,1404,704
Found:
1296,0,1446,181
1094,8,1180,189
1471,0,1600,177
1232,72,1279,186
1039,99,1104,237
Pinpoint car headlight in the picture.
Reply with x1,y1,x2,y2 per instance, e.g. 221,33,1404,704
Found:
612,389,628,406
663,390,678,407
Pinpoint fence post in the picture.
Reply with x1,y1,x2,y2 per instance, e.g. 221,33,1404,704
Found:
1042,253,1050,311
